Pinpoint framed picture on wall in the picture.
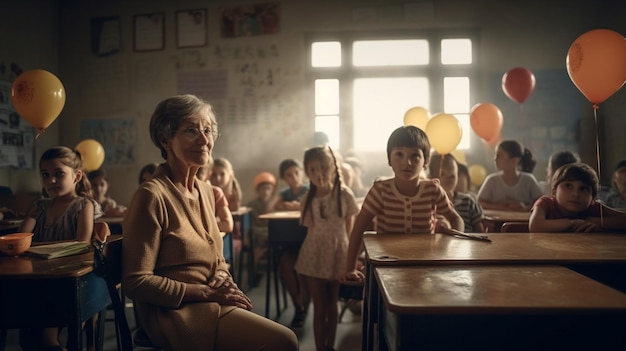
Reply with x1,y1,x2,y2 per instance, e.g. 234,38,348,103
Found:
90,16,121,57
176,9,207,48
133,12,165,52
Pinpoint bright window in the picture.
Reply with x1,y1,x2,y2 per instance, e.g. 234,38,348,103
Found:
310,32,477,153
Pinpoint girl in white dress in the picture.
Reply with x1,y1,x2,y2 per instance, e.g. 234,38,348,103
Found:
295,145,359,351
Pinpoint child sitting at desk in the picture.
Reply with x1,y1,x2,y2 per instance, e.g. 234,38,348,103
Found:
88,168,126,217
529,162,626,232
210,157,242,211
342,126,464,283
247,171,277,275
538,150,581,196
197,158,234,234
603,159,626,210
477,139,543,211
19,146,103,351
429,152,485,233
271,158,311,327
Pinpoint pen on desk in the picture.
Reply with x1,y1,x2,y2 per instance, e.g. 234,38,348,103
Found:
442,229,492,243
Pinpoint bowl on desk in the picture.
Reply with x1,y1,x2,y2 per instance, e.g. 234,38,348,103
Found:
0,232,33,256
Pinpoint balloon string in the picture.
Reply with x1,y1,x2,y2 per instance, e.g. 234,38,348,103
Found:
34,129,46,140
593,105,604,228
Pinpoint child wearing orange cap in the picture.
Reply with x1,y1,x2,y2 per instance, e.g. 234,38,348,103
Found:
247,171,277,277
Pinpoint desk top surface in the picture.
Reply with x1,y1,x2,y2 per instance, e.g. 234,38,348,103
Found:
375,265,626,314
232,206,252,216
364,232,626,265
483,209,530,222
0,249,93,279
259,211,300,220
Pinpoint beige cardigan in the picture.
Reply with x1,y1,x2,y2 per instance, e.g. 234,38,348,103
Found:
122,164,232,351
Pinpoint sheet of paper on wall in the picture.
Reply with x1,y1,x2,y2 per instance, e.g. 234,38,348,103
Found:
0,79,35,169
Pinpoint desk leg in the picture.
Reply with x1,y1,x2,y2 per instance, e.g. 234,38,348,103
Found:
265,245,272,318
363,261,376,351
67,278,82,351
274,248,281,320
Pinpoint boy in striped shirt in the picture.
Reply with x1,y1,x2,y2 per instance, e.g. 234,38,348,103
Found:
342,126,463,282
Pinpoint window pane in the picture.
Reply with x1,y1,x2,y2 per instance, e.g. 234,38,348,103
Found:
315,115,339,150
455,113,470,150
353,40,429,66
353,77,429,152
444,77,470,113
441,39,472,65
315,79,339,115
312,42,341,67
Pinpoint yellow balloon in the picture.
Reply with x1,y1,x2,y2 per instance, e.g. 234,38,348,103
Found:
11,69,66,134
75,139,105,172
468,164,487,187
450,149,467,164
403,107,429,130
425,113,462,155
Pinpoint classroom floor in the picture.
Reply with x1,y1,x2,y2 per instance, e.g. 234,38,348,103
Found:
2,263,363,351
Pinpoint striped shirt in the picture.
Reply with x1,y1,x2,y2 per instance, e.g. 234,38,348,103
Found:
453,192,485,232
362,178,455,234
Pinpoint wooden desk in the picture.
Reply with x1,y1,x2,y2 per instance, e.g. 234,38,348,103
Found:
230,206,251,286
258,211,306,319
362,232,626,350
375,265,626,350
0,249,111,351
483,209,530,232
99,216,123,235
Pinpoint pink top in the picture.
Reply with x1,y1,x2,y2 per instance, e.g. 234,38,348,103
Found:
532,195,602,219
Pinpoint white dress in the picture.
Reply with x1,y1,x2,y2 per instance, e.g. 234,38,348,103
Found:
295,186,359,280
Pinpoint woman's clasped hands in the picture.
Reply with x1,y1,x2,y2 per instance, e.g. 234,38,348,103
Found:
207,270,253,310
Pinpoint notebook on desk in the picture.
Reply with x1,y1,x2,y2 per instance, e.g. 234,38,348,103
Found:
27,241,91,259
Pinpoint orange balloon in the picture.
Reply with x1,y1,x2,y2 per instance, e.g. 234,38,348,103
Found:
425,113,462,155
10,69,66,135
470,103,503,141
485,131,502,147
566,29,626,104
403,107,429,130
75,139,105,172
502,67,535,104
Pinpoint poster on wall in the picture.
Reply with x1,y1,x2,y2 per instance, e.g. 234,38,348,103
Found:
80,118,136,166
0,80,35,169
219,2,280,38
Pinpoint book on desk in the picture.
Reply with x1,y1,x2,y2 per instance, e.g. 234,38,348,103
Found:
27,241,91,259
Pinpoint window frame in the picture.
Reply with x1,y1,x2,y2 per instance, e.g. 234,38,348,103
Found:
306,29,481,153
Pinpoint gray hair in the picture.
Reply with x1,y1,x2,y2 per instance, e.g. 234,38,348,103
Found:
149,94,217,159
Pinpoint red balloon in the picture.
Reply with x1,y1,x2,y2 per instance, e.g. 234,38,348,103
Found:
502,67,535,104
566,29,626,105
470,103,503,142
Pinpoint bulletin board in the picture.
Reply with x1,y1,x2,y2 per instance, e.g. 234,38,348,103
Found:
80,118,137,166
0,79,35,169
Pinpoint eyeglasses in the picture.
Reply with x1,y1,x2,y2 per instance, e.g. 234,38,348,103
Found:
180,126,220,141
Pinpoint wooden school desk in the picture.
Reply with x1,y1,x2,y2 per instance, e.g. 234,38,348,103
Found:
0,249,111,351
230,206,251,287
375,265,626,350
99,216,123,235
482,209,530,232
361,232,626,351
0,219,23,235
258,211,306,319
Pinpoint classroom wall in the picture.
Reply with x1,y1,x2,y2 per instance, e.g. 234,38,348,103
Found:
1,0,625,206
0,0,61,195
